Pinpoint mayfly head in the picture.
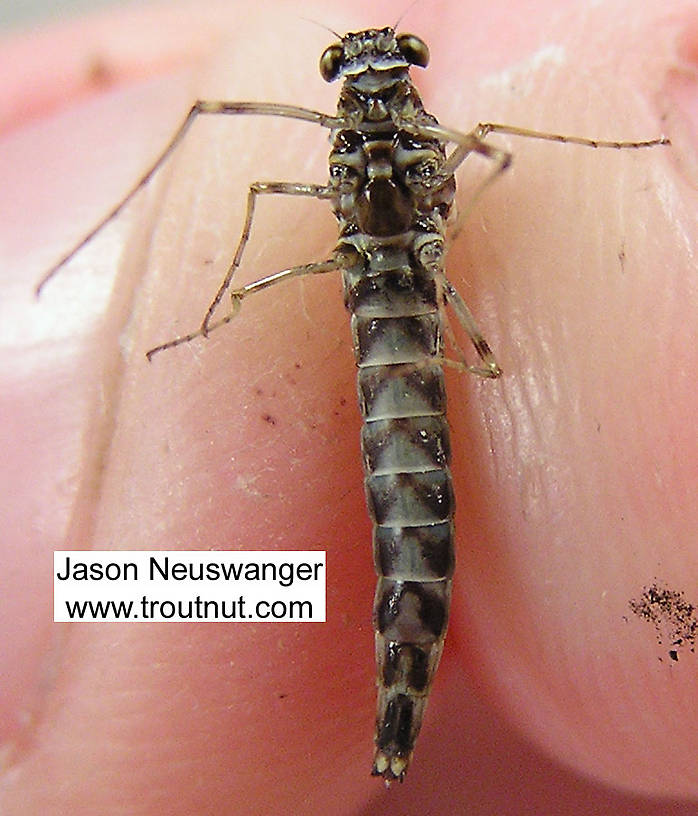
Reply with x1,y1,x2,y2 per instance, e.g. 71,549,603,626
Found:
319,27,429,83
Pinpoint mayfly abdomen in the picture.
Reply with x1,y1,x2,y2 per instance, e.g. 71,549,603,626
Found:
324,25,461,781
341,239,455,782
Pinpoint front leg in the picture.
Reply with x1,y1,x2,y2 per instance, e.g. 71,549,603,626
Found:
36,101,341,295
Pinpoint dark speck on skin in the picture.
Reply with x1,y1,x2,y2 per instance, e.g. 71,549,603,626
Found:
629,581,697,661
85,55,114,88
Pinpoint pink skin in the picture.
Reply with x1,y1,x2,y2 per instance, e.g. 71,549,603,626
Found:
1,0,697,813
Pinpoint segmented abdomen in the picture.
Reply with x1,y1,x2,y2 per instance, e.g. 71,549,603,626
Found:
342,243,455,782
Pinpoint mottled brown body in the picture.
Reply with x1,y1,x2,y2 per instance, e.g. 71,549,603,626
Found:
324,28,458,782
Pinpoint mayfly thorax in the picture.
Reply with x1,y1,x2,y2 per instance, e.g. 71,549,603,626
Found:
36,25,669,783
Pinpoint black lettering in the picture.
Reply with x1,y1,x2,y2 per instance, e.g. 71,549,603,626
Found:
244,563,261,581
55,555,71,580
278,563,293,587
73,561,88,580
222,561,244,581
296,563,312,581
149,556,169,580
64,598,135,619
169,562,187,580
104,561,137,581
56,556,137,581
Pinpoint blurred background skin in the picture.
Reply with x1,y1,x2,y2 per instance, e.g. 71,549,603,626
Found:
0,0,122,29
1,0,697,813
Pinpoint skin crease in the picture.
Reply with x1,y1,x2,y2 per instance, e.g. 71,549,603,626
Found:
1,0,697,813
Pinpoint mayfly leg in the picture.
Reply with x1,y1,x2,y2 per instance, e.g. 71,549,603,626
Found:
199,181,334,337
35,100,342,296
407,118,669,235
439,275,502,379
145,257,337,360
473,121,670,150
144,179,336,360
419,119,670,164
404,119,670,380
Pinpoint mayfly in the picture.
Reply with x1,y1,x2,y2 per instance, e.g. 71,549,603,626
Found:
37,26,669,783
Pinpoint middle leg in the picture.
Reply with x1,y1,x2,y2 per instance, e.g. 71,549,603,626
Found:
201,181,334,334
